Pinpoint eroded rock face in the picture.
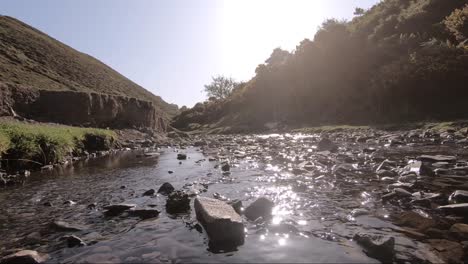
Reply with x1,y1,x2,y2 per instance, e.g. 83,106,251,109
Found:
194,197,245,247
0,83,167,131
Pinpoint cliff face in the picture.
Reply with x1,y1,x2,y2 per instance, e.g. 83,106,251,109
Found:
0,15,176,129
0,83,167,131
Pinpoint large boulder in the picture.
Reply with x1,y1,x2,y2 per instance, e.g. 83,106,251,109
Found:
194,197,245,247
244,197,275,221
1,250,48,264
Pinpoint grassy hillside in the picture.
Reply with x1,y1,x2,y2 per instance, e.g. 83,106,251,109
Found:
173,0,468,132
0,16,178,117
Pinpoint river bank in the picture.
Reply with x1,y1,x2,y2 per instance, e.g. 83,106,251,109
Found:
0,118,169,186
1,122,468,263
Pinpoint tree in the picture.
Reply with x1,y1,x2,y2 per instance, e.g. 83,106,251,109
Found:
203,75,238,100
354,7,365,16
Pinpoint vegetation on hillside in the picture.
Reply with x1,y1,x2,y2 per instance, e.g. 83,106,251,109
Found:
0,121,115,169
0,16,178,117
204,75,242,100
173,0,468,131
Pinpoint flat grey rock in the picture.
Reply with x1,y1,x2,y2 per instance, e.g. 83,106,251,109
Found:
194,197,244,246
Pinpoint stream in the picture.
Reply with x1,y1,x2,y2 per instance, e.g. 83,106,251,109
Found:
2,131,468,263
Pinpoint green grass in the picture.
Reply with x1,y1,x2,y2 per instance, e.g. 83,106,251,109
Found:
0,121,116,166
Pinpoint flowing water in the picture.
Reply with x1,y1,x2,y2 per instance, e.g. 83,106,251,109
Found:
1,132,467,263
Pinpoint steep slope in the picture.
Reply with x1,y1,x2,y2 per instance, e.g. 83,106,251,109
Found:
0,15,178,126
172,0,468,133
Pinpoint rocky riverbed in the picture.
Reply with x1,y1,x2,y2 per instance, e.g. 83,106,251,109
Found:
2,127,468,263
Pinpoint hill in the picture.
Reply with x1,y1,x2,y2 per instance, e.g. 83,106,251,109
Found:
0,15,178,118
172,0,468,133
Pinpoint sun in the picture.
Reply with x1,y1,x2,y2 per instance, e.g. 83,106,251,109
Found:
217,0,324,80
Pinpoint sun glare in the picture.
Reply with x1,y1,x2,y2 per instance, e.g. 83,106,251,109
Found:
219,0,324,80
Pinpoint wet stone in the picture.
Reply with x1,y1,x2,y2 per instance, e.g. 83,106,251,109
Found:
166,191,190,214
62,235,86,247
419,155,457,163
395,211,435,232
103,203,136,216
142,189,155,196
449,190,468,204
50,221,85,232
129,208,160,219
194,197,245,247
353,234,395,263
427,239,464,263
157,182,175,195
1,250,48,264
438,203,468,215
244,197,275,221
449,223,468,240
221,162,230,172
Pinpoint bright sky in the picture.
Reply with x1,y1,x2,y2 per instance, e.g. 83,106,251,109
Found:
1,0,379,107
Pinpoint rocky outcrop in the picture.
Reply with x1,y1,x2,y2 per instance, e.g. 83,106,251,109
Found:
0,83,167,131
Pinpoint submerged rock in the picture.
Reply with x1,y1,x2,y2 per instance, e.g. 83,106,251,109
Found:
353,234,395,263
244,197,274,221
221,162,230,172
177,153,187,160
129,208,160,219
1,250,48,264
317,138,338,152
157,182,175,195
194,197,245,247
166,191,190,214
50,221,85,232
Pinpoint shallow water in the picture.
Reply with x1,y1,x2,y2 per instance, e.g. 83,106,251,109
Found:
1,132,465,263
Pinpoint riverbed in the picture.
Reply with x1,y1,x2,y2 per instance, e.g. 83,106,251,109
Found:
1,130,468,263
